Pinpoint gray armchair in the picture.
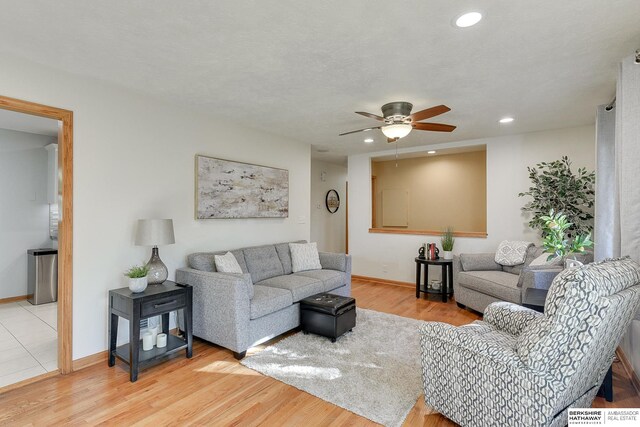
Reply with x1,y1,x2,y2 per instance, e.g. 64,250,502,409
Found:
453,247,592,313
420,257,640,427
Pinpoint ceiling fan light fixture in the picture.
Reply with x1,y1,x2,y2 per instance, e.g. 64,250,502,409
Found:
381,123,412,139
455,12,482,28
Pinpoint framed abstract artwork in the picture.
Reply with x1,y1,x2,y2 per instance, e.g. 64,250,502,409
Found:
195,155,289,219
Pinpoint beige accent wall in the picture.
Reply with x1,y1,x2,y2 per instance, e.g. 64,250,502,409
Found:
372,150,487,232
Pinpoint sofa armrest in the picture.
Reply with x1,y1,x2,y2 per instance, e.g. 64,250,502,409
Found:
319,252,351,273
420,321,524,366
175,268,252,353
483,301,544,336
518,266,563,290
459,253,503,271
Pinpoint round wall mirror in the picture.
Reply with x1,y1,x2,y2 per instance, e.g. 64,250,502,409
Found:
325,189,340,213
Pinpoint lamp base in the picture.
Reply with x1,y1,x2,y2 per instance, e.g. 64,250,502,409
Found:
146,246,168,285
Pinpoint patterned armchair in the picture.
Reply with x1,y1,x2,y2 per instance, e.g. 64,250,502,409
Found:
420,257,640,427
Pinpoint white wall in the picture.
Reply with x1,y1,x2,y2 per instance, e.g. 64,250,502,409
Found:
0,128,54,299
0,55,311,359
310,160,347,253
348,125,595,283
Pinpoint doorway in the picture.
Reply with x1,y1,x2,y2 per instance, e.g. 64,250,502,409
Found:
0,96,73,381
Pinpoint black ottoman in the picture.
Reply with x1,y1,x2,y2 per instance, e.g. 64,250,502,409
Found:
300,293,356,342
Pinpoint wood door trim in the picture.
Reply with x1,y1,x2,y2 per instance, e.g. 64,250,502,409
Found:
368,228,487,238
0,95,73,374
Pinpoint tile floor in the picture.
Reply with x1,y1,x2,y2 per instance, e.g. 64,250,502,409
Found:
0,300,57,387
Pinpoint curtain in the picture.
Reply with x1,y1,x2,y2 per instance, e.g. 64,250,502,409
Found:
597,53,640,373
594,105,618,260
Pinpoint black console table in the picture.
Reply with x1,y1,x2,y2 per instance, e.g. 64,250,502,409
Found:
415,257,454,302
108,281,193,382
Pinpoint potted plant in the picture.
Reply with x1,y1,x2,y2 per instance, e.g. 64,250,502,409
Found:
441,227,455,260
540,210,593,263
519,156,595,237
125,265,150,293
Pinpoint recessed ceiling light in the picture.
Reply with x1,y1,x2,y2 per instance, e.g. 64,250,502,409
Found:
455,12,482,28
364,138,374,143
499,117,514,124
427,150,436,154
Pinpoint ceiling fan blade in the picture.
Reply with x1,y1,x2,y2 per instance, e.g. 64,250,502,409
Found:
387,137,399,143
409,105,450,122
412,122,457,132
355,111,385,121
338,126,382,136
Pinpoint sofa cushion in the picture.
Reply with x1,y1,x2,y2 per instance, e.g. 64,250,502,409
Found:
457,270,521,303
214,252,243,274
294,270,345,292
460,253,503,272
250,285,293,320
255,274,325,302
495,240,533,266
243,245,284,283
503,246,545,275
290,242,322,273
188,249,247,273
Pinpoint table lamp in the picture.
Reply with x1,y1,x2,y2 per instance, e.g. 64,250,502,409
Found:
135,219,175,285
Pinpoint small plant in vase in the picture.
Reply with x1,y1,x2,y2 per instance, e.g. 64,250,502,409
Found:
540,210,593,263
441,227,455,260
125,265,150,293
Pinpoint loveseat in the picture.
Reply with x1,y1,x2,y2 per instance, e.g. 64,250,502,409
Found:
453,246,547,313
454,245,593,313
175,241,351,359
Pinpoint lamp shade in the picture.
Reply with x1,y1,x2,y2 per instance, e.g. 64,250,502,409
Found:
381,123,412,139
135,219,175,246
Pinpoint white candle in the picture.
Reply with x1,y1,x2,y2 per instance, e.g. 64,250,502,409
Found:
156,333,167,348
142,331,153,351
150,324,160,346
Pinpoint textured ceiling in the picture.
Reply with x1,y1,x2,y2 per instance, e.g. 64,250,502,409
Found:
0,1,638,164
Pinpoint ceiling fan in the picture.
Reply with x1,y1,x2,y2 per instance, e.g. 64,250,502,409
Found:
339,101,456,143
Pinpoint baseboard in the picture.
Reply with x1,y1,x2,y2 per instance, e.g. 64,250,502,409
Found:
0,370,59,395
616,347,640,398
352,275,414,289
0,294,29,304
72,350,108,371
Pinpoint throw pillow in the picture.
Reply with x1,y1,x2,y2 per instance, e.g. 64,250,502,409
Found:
495,240,533,266
290,242,322,273
214,251,243,274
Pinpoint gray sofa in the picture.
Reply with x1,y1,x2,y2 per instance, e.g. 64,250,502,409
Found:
453,246,548,313
175,241,351,359
454,245,593,313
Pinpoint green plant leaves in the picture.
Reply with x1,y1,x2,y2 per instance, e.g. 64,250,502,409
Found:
519,157,595,237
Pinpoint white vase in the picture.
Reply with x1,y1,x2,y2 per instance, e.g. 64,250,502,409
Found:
443,251,453,260
128,276,148,293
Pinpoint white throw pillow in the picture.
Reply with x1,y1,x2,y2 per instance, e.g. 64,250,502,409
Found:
214,251,243,274
495,240,533,266
290,242,322,273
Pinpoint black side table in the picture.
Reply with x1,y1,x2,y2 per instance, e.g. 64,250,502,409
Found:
108,281,193,382
415,257,454,302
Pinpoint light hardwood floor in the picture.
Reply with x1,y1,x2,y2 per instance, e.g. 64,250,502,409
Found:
1,278,638,426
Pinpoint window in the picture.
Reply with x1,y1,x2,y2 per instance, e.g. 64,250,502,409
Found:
370,146,487,237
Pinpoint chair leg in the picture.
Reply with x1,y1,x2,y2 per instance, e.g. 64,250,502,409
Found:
233,351,247,360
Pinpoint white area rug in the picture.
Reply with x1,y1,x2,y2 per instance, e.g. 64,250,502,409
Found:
241,308,425,427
